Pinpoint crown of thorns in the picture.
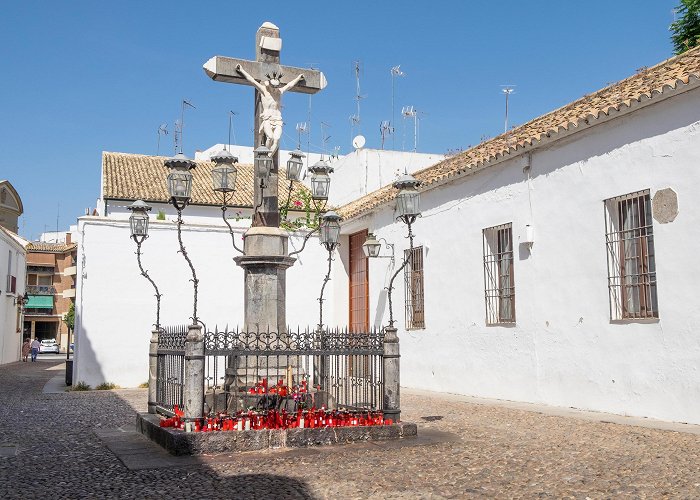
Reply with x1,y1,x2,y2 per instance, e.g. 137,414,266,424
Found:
266,71,283,81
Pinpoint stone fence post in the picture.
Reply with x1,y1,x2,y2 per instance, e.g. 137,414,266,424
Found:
148,329,159,414
184,324,204,421
382,327,400,422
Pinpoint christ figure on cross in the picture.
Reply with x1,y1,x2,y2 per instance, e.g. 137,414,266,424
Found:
236,64,305,154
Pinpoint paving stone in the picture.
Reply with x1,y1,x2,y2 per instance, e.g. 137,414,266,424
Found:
1,360,700,498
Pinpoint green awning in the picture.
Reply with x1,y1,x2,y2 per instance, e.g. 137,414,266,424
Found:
26,295,53,309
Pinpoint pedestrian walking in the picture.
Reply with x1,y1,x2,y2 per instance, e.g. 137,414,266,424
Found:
30,338,40,362
21,338,30,362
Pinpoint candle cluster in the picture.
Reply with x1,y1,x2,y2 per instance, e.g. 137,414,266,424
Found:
159,405,393,432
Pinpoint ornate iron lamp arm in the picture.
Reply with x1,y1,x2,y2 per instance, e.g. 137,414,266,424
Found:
318,249,333,330
288,226,320,257
176,208,199,323
135,239,162,330
386,220,414,328
221,193,244,255
281,180,294,222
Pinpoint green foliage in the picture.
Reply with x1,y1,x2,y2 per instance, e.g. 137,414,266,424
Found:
63,302,75,331
95,382,119,390
672,0,700,54
280,189,323,231
156,210,166,220
138,381,149,388
71,381,91,391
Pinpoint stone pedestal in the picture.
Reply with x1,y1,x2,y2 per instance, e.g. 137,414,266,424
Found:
383,327,401,422
233,227,296,332
227,227,296,412
148,329,159,414
184,325,204,421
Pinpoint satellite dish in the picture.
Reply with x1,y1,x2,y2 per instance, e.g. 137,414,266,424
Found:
352,135,366,149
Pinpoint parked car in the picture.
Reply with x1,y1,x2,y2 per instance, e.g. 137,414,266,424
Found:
39,339,60,354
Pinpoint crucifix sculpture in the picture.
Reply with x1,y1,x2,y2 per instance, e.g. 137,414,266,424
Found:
204,21,326,228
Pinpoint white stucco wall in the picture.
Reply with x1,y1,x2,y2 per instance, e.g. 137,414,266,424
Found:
333,86,700,424
0,230,27,365
73,216,334,388
328,149,445,207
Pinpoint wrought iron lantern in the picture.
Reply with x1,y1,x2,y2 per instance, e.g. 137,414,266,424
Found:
254,145,273,186
319,211,342,252
362,233,382,258
211,149,238,193
165,153,196,210
393,174,422,224
286,149,305,182
309,159,334,201
127,200,152,243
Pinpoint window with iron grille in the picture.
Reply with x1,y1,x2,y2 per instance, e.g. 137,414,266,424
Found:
404,246,425,329
604,190,658,320
483,223,515,324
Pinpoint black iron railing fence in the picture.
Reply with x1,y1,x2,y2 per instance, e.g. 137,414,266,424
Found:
155,325,385,417
155,324,188,414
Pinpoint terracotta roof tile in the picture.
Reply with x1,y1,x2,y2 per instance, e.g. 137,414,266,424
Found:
26,242,77,253
102,152,310,207
338,46,700,221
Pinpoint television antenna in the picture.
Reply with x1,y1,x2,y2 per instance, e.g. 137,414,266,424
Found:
390,65,404,149
295,122,308,149
174,99,196,154
156,124,168,155
379,121,392,150
320,121,332,157
501,86,515,134
402,106,425,152
349,60,366,144
227,111,238,151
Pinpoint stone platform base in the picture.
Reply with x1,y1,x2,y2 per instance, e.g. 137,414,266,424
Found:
136,413,417,456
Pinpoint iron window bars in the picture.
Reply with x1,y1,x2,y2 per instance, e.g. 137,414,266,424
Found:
483,223,515,325
404,246,425,329
604,190,658,320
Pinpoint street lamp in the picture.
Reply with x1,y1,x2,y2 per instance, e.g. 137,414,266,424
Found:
317,211,343,332
286,148,305,182
309,159,334,206
165,153,196,210
254,145,273,188
319,211,342,252
128,200,151,244
164,154,200,324
211,150,244,255
386,174,422,328
393,174,422,224
362,233,395,260
127,200,162,330
211,149,238,193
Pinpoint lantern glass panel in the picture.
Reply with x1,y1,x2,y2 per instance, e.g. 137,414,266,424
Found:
320,220,341,247
168,170,193,201
311,173,330,200
212,164,237,193
287,156,303,181
396,189,420,219
255,155,273,180
362,236,381,258
130,212,149,238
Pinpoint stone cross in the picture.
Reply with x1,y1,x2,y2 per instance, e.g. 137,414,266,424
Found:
203,21,326,228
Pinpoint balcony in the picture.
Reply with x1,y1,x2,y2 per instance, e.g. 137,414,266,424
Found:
62,288,76,298
64,266,77,276
26,285,56,295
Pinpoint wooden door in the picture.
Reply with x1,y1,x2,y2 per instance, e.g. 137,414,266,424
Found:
349,230,369,333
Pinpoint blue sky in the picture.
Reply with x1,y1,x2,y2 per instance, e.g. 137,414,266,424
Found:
1,1,678,240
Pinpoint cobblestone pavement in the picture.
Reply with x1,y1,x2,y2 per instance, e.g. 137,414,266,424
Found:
1,360,700,499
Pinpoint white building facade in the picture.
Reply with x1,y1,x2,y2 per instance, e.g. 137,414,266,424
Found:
0,226,27,365
333,49,700,424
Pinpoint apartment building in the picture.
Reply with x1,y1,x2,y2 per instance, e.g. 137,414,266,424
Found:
24,235,77,351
